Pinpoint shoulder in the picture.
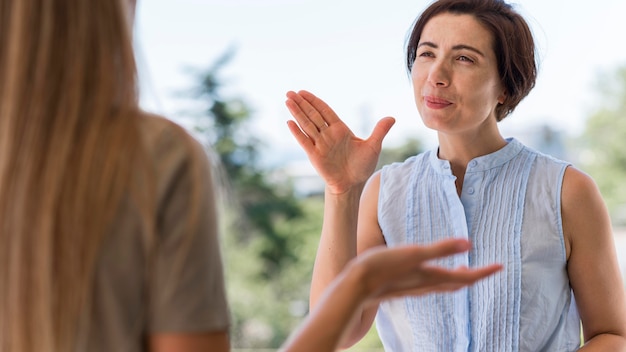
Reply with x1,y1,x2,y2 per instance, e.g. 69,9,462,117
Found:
561,166,603,207
561,166,605,233
379,151,429,184
138,112,211,177
138,112,205,159
518,143,570,188
381,152,428,172
561,166,610,258
381,150,431,174
136,112,216,206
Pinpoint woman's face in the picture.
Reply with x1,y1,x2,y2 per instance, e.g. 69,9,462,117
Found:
412,13,505,136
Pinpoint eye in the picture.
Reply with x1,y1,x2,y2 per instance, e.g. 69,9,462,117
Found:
458,55,475,63
417,51,434,58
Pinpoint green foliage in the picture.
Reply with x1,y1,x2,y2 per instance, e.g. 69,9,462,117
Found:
376,137,423,170
186,51,315,347
186,50,424,348
579,65,626,224
222,197,324,348
188,50,304,278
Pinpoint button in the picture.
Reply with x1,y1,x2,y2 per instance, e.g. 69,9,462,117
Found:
443,164,450,169
467,187,475,195
469,160,478,168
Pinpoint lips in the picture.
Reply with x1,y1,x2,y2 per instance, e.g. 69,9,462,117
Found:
424,95,452,109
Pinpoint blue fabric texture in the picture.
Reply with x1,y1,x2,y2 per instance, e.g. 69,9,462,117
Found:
375,138,581,352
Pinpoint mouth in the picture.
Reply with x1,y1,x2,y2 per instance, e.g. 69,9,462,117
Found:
424,95,453,109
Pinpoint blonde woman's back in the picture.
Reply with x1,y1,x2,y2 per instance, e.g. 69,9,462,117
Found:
0,0,230,350
84,113,229,351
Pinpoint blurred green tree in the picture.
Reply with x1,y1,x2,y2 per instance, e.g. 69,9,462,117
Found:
181,49,424,349
186,49,304,277
578,65,626,225
183,50,319,347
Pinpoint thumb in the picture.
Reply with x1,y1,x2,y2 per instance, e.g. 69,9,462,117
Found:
367,116,396,149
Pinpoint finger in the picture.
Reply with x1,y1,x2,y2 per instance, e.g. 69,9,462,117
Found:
298,90,342,126
367,117,396,149
369,275,471,303
416,263,499,285
378,281,471,301
286,120,316,150
285,96,324,139
399,238,472,263
373,263,502,301
287,91,329,132
457,263,503,280
424,264,502,291
356,239,471,274
377,282,467,300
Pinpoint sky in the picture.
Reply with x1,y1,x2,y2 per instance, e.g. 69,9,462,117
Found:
134,0,626,166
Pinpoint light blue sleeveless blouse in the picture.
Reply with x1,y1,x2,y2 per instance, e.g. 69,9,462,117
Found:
376,138,581,351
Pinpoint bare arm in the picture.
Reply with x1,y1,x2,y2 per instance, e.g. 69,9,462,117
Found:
148,331,229,352
281,240,502,352
338,171,390,346
562,167,626,350
310,185,363,308
306,172,389,348
285,90,395,347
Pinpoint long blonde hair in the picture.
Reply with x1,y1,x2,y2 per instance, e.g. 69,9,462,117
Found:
0,0,146,350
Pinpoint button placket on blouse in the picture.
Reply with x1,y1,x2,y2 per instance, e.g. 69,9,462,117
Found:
466,160,478,195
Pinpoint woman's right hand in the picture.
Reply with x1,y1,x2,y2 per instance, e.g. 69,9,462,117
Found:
280,238,501,352
350,239,503,304
285,90,395,195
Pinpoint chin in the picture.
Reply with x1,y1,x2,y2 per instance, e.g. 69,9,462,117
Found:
420,114,449,132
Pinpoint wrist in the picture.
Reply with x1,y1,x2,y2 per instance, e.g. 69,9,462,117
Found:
340,257,372,303
325,183,365,198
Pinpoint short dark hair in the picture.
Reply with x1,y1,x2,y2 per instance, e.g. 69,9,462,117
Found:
406,0,536,121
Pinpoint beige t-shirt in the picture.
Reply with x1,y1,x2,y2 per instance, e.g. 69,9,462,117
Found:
85,115,229,351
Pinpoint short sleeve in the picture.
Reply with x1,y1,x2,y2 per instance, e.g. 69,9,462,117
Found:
147,124,230,333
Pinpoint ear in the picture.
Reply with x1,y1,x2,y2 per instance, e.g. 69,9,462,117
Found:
497,91,507,104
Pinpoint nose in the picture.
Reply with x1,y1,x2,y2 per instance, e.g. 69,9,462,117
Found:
427,61,450,88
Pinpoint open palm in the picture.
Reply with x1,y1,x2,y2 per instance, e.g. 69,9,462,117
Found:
285,90,395,194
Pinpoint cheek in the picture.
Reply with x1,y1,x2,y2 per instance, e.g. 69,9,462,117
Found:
412,77,426,113
410,66,424,86
463,80,501,110
411,69,426,100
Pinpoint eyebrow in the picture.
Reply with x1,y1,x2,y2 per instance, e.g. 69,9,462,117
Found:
417,41,486,57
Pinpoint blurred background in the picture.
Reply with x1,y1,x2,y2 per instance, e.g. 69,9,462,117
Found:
134,0,626,350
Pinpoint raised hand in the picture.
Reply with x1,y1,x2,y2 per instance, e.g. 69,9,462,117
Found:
285,90,395,194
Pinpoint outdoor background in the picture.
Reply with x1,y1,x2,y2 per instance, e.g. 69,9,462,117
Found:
134,0,626,350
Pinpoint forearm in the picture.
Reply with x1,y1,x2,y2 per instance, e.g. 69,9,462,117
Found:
283,262,366,352
309,185,363,308
284,238,503,351
580,333,626,351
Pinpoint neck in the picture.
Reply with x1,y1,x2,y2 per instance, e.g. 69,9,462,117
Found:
437,131,507,197
437,130,507,169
